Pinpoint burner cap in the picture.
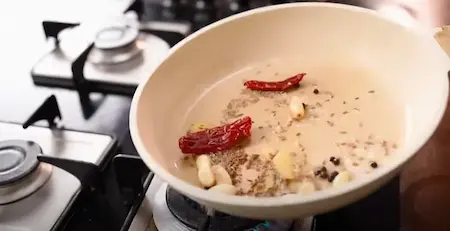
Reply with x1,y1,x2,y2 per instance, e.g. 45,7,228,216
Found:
165,187,293,231
0,140,41,186
94,24,139,50
88,41,143,65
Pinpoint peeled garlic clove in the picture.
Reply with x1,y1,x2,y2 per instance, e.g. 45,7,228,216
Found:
209,184,237,195
211,165,232,185
196,155,215,188
189,123,211,133
289,96,305,120
296,180,316,195
272,152,295,179
332,171,352,187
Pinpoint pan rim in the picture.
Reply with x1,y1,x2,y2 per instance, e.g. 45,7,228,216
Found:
130,2,449,208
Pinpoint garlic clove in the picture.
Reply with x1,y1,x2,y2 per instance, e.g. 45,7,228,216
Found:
272,152,295,179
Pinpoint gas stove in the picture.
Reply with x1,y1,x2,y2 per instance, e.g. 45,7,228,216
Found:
31,3,190,95
0,0,401,230
129,176,400,231
29,0,376,96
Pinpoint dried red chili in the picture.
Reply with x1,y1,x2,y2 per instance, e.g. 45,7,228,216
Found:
179,116,252,154
244,73,306,91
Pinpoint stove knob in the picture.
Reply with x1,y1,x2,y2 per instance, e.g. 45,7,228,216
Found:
194,0,215,11
162,0,179,8
192,0,216,29
229,0,250,13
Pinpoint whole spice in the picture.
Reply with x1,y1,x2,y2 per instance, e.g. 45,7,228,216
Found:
329,156,340,166
315,166,328,179
179,116,253,154
370,161,378,168
243,73,306,91
328,171,339,182
320,171,329,179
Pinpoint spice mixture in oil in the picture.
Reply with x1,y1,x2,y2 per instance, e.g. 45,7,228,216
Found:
176,62,405,197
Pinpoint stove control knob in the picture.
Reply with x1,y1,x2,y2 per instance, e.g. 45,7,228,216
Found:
162,0,180,8
194,0,215,11
231,0,250,12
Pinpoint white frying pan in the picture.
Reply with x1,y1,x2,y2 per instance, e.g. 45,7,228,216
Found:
130,3,450,219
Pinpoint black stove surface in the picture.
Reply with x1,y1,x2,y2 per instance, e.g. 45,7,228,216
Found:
166,186,294,231
313,177,400,231
162,178,400,231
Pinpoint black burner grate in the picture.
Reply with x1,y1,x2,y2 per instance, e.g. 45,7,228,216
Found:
165,186,294,231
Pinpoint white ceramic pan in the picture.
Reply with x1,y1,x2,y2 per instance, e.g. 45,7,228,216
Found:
130,3,450,219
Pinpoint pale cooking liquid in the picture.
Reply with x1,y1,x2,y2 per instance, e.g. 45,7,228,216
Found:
174,60,405,196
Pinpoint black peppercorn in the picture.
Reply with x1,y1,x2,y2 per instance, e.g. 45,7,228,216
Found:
329,156,340,166
315,166,328,179
370,161,378,168
314,169,321,176
328,171,339,182
313,89,319,94
319,171,328,179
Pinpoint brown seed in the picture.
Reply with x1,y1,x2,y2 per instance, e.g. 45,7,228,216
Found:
314,166,327,177
319,171,328,179
313,89,319,94
329,157,340,166
328,171,339,182
370,161,378,168
355,97,359,100
314,169,322,176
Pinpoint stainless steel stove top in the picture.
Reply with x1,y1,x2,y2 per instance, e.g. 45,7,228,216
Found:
31,9,191,95
31,12,174,87
0,122,114,231
129,177,314,231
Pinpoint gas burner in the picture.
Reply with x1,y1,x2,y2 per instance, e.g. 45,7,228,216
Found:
152,183,293,231
0,140,41,185
0,140,52,205
88,34,143,65
94,24,139,50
